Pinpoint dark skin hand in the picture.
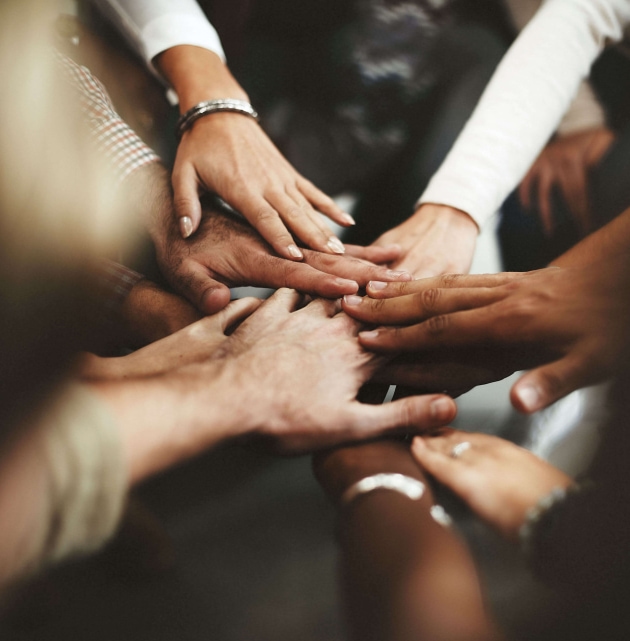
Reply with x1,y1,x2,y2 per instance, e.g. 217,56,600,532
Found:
154,204,410,314
343,255,630,413
314,441,503,641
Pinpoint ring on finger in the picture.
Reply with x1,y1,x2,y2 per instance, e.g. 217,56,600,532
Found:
450,441,472,459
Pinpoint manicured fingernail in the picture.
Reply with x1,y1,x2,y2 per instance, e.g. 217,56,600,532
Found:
343,295,363,306
342,213,356,225
288,244,303,259
179,216,193,239
327,237,345,254
368,281,388,291
387,270,411,280
516,385,540,412
359,330,379,340
431,398,454,421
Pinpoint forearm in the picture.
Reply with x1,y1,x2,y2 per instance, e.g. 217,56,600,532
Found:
89,365,240,485
419,0,630,228
552,206,630,267
315,442,500,641
155,45,248,111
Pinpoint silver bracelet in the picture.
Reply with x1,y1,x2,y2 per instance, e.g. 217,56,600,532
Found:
341,473,426,506
176,99,259,140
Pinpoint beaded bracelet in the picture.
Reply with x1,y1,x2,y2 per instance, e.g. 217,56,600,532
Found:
176,99,259,140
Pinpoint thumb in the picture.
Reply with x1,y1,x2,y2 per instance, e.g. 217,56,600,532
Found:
511,356,588,413
177,263,232,315
348,394,457,440
213,297,263,333
172,165,202,238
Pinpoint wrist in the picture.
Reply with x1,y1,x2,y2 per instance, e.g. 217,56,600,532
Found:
155,45,249,112
414,203,479,234
314,441,434,505
90,362,246,484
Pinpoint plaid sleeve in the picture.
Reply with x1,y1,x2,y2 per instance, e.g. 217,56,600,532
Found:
55,51,160,184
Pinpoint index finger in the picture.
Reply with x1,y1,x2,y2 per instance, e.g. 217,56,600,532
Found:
357,304,505,353
302,249,411,287
365,272,527,299
342,286,503,326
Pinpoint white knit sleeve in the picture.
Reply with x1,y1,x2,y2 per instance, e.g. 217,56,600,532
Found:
418,0,630,229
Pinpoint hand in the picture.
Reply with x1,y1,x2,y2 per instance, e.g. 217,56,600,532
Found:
370,203,478,278
95,289,457,483
80,297,261,380
118,278,202,347
343,258,630,412
519,127,615,236
155,45,353,259
411,429,572,540
206,289,457,454
155,204,410,314
174,114,354,258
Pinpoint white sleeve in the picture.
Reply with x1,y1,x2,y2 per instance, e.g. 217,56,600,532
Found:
90,0,225,67
418,0,630,229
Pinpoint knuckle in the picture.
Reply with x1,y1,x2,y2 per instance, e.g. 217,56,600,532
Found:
283,206,304,222
254,207,279,226
419,287,440,313
438,274,461,288
426,314,449,335
369,297,387,314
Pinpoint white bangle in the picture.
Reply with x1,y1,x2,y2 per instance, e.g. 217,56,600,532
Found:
176,99,259,140
341,473,426,506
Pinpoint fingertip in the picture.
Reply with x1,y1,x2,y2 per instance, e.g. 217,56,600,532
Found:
326,237,345,255
511,381,543,414
333,278,359,294
430,396,457,423
179,216,194,239
358,329,381,343
200,286,231,315
342,294,363,307
287,244,304,260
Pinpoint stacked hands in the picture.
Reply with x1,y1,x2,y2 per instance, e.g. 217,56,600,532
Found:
342,257,630,413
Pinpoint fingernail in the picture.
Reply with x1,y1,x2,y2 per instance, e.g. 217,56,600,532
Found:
516,385,540,412
288,244,303,259
368,280,388,291
335,278,358,291
342,213,356,225
327,237,345,254
359,330,379,340
430,398,454,421
343,295,363,306
387,270,411,280
179,216,193,239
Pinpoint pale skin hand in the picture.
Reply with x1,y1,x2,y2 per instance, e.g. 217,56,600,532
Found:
0,291,456,585
93,288,458,481
205,289,457,454
411,429,572,541
155,204,409,314
370,203,479,278
156,45,352,259
79,297,261,381
519,127,615,236
343,254,630,413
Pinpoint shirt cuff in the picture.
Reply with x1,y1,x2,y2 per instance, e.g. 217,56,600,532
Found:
142,14,225,66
